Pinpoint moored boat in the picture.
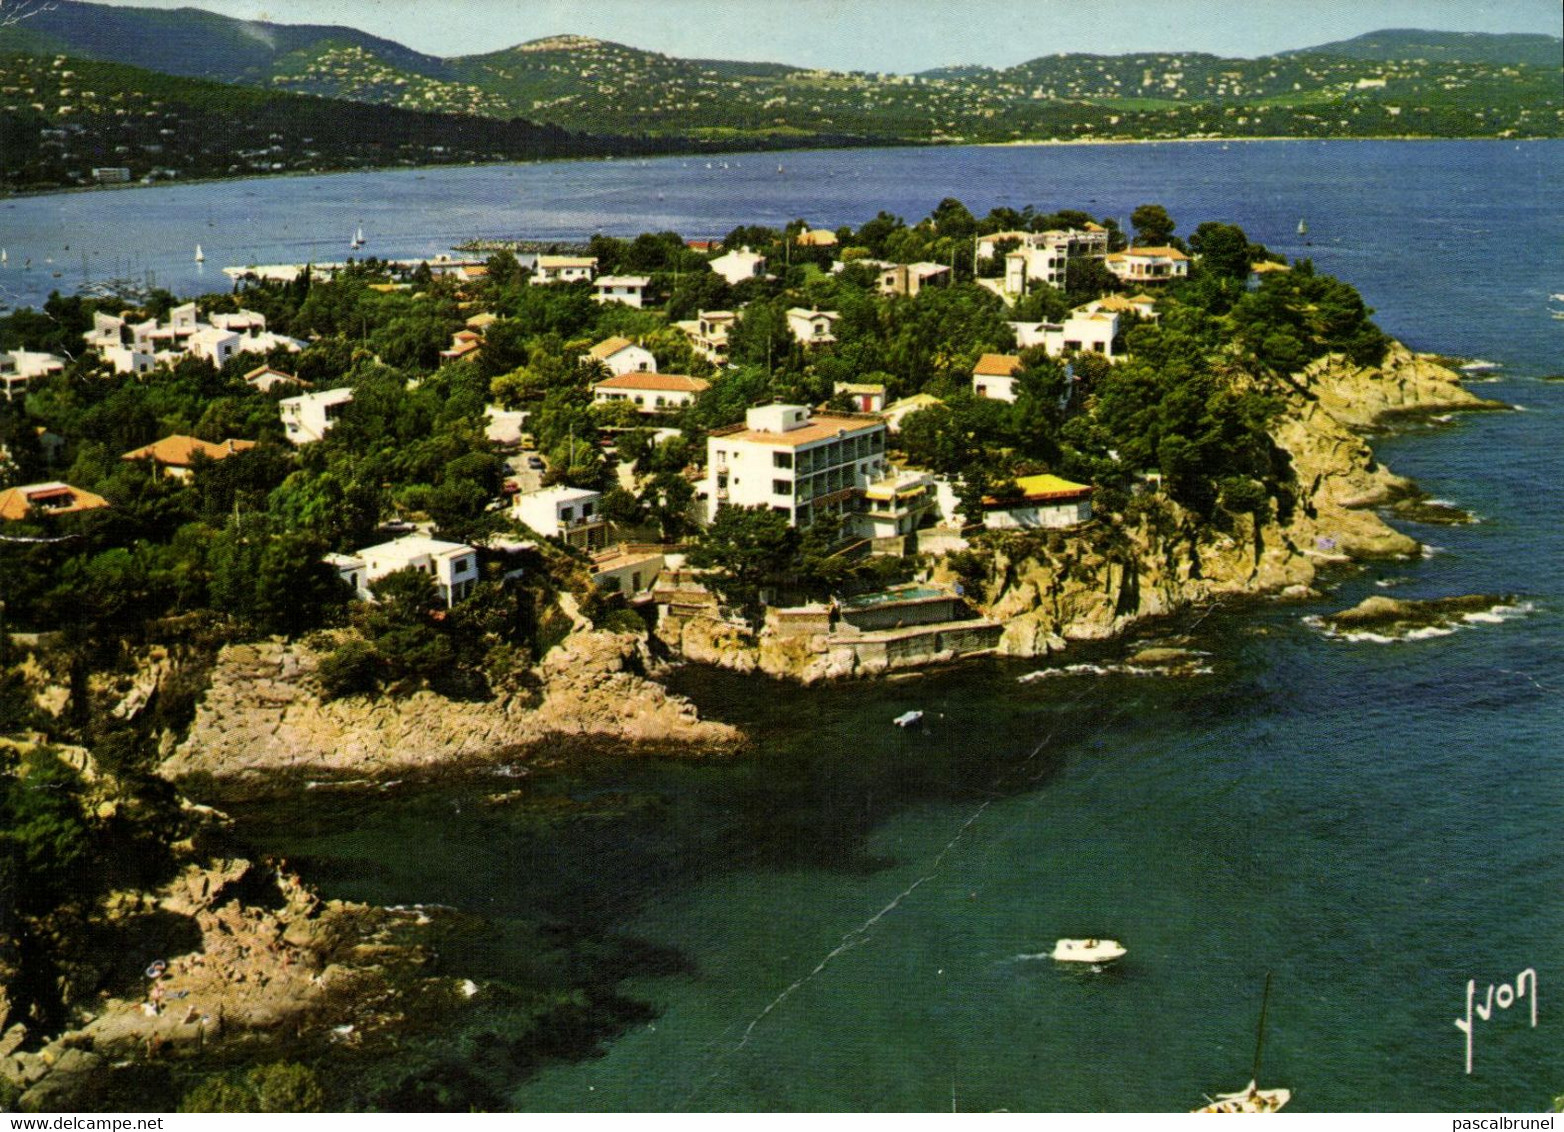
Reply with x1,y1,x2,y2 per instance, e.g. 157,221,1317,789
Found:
1051,937,1126,963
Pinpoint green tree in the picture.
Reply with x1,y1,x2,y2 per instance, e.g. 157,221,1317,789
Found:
686,505,798,621
1130,204,1177,247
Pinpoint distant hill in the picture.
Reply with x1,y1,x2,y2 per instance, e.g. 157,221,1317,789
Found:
1,1,1558,151
1283,29,1562,68
0,0,451,82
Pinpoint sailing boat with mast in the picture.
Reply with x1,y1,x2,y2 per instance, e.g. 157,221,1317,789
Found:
1192,972,1290,1113
194,244,204,263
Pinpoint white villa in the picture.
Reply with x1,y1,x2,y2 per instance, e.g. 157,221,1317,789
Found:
705,404,888,529
279,387,354,445
881,393,944,432
328,534,480,608
1,350,65,401
972,353,1023,403
583,337,657,376
857,467,939,541
187,327,241,368
592,275,651,308
84,304,301,373
1010,307,1120,360
786,308,839,347
592,372,710,414
688,310,736,365
709,247,766,286
513,485,606,549
532,256,597,285
979,226,1110,294
1104,246,1190,283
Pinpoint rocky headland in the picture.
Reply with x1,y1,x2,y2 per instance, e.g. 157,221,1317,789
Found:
659,345,1500,681
158,628,741,782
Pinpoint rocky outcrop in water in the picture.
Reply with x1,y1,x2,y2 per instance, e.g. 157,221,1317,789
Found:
1311,593,1525,641
158,629,740,781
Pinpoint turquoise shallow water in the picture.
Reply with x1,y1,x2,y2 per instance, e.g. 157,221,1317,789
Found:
65,139,1562,1110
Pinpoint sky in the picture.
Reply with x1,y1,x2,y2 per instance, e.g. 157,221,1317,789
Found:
80,0,1562,68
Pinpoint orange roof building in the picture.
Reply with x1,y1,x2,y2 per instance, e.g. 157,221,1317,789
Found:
592,372,710,414
0,481,109,521
122,435,256,479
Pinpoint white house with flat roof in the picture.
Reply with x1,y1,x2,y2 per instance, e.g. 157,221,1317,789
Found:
103,345,155,376
532,256,597,284
1010,307,1120,359
328,534,480,608
592,275,651,308
709,247,766,286
705,404,887,529
513,485,606,549
1,350,65,402
187,327,241,368
280,387,354,445
984,227,1110,294
686,310,736,365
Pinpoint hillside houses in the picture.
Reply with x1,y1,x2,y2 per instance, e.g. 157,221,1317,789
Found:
83,304,304,374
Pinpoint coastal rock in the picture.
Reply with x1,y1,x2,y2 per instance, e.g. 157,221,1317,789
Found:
1313,591,1520,637
6,858,450,1110
160,630,739,781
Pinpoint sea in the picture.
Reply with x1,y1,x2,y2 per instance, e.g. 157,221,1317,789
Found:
5,140,1559,1111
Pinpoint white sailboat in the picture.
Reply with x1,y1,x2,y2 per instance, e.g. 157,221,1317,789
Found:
1296,218,1307,237
351,226,364,250
194,244,204,263
1193,972,1290,1113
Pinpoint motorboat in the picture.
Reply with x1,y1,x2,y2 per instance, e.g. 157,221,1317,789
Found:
892,710,923,727
1051,938,1126,963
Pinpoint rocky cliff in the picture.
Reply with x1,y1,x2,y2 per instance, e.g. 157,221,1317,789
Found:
660,346,1498,676
159,629,740,781
975,345,1497,658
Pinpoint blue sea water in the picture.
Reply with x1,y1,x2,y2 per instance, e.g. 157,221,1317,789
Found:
15,140,1559,1111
